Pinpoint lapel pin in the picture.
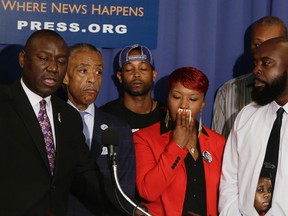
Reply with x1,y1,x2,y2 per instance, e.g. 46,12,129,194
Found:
58,113,61,123
100,124,108,130
202,150,212,163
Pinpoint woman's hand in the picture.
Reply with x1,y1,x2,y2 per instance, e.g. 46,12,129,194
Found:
172,109,195,149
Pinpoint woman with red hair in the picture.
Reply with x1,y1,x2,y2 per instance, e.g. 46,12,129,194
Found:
134,66,226,216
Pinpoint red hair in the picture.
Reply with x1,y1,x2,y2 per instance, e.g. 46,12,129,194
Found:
168,66,209,95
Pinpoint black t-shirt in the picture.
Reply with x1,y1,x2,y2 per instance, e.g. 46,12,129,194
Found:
100,98,162,133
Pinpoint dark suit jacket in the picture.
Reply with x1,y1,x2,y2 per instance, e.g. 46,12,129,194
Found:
0,81,134,216
92,106,135,195
67,106,136,216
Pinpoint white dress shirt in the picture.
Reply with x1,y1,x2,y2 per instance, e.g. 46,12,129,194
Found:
219,101,288,216
20,78,56,146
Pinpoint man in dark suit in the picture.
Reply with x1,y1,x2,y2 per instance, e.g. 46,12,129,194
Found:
0,30,143,216
63,43,136,216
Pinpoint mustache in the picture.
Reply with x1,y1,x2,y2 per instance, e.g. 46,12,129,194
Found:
130,78,144,83
254,77,268,85
82,84,98,91
43,74,58,80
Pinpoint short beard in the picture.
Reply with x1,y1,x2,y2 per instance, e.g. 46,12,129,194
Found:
252,75,286,106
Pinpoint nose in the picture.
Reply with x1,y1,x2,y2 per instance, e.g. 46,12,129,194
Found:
132,69,141,78
263,191,271,198
86,71,97,83
47,61,57,72
179,97,189,109
252,64,261,76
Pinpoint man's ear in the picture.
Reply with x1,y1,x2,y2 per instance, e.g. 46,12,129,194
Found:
152,69,157,81
63,73,69,85
19,50,25,68
116,71,122,83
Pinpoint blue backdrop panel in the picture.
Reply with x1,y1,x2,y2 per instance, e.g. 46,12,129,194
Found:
0,0,159,48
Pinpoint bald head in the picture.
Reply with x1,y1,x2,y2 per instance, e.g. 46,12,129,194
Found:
251,16,287,51
19,29,68,97
255,37,288,63
24,29,67,53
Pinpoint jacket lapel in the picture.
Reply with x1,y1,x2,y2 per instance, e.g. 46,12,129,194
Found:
90,106,104,158
51,96,62,177
199,130,214,200
11,81,51,173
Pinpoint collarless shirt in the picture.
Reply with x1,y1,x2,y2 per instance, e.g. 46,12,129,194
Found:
219,101,288,216
20,78,56,146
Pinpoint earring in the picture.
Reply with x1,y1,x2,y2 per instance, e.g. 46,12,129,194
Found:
198,111,202,137
165,110,171,128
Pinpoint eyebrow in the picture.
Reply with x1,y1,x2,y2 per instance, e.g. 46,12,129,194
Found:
78,63,103,67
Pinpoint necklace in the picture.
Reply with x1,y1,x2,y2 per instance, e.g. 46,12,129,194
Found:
190,147,196,154
150,100,154,113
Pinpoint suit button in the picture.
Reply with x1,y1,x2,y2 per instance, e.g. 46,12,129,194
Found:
51,185,56,190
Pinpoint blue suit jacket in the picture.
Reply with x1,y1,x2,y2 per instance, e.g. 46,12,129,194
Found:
67,105,136,216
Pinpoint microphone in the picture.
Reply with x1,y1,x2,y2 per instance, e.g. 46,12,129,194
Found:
102,127,118,166
102,128,151,216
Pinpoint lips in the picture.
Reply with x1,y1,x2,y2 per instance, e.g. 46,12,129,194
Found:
84,89,97,94
262,201,270,208
254,79,265,87
131,80,143,86
43,77,57,87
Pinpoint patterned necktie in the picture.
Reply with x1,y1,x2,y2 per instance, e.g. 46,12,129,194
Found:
38,99,56,175
261,107,285,191
80,111,90,148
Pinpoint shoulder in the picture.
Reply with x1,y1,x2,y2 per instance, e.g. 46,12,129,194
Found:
201,126,226,157
52,96,78,113
0,84,9,97
133,122,164,150
218,73,253,91
233,102,265,128
100,99,122,112
95,107,131,128
203,126,225,142
134,122,160,137
51,96,82,125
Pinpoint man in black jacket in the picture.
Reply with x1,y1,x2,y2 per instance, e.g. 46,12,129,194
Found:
0,29,144,216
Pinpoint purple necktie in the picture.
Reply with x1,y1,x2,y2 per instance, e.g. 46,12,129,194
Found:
38,99,56,175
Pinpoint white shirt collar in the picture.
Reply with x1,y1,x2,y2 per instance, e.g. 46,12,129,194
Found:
20,78,52,109
271,100,288,114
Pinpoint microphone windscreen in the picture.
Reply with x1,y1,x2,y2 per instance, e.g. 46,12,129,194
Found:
102,128,119,147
